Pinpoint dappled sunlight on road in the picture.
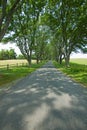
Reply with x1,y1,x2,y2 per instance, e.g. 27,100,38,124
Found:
23,103,50,130
42,90,78,110
14,89,26,94
0,61,87,130
7,102,28,114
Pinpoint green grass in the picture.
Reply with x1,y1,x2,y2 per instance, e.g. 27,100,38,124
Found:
53,61,87,87
0,61,45,87
70,58,87,65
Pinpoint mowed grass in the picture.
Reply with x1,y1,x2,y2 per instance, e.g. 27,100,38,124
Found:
70,58,87,65
0,60,45,87
53,61,87,87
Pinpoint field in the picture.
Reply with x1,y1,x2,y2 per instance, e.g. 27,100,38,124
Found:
70,58,87,65
0,59,27,66
0,59,36,69
0,59,36,66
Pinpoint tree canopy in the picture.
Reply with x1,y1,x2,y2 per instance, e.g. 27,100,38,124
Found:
1,0,87,66
0,0,22,41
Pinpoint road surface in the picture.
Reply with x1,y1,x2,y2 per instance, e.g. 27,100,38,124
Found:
0,61,87,130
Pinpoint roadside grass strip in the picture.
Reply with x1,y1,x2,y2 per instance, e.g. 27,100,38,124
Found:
0,62,45,87
53,61,87,87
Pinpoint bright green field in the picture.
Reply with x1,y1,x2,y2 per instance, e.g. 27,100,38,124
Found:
70,58,87,65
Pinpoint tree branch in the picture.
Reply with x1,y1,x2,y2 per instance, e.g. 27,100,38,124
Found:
0,0,21,42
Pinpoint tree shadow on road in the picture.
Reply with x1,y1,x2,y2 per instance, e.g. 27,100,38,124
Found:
0,63,87,130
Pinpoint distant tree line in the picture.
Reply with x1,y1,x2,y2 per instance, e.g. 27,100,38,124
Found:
0,49,27,60
0,49,17,60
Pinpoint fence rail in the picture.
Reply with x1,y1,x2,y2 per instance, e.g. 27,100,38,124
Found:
0,62,28,70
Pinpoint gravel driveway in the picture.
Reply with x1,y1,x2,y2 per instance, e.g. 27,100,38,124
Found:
0,61,87,130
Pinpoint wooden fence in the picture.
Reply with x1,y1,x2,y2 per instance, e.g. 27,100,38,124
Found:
0,62,28,70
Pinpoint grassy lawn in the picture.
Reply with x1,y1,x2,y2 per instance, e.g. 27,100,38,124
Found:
70,58,87,65
0,61,45,87
53,61,87,87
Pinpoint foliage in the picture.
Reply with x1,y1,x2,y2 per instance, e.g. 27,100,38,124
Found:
17,54,25,59
1,0,87,67
0,0,22,41
48,0,87,66
0,49,16,60
34,25,50,63
4,0,47,65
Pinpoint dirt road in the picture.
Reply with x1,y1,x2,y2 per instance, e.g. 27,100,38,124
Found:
0,61,87,130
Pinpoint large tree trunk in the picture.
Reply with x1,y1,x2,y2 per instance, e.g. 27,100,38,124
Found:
28,50,32,66
36,57,39,64
65,54,70,67
59,56,62,64
27,56,31,66
58,52,63,64
27,57,31,66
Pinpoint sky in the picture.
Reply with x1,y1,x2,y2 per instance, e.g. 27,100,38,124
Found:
0,42,87,58
0,42,21,55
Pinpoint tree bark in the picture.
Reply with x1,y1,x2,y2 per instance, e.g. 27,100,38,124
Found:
28,50,32,66
36,58,39,64
65,54,70,67
59,55,62,64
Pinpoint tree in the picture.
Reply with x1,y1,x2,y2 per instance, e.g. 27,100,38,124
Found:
34,25,50,63
0,0,22,42
47,0,87,66
2,0,87,66
0,49,16,60
3,0,47,65
17,54,25,59
9,49,16,59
